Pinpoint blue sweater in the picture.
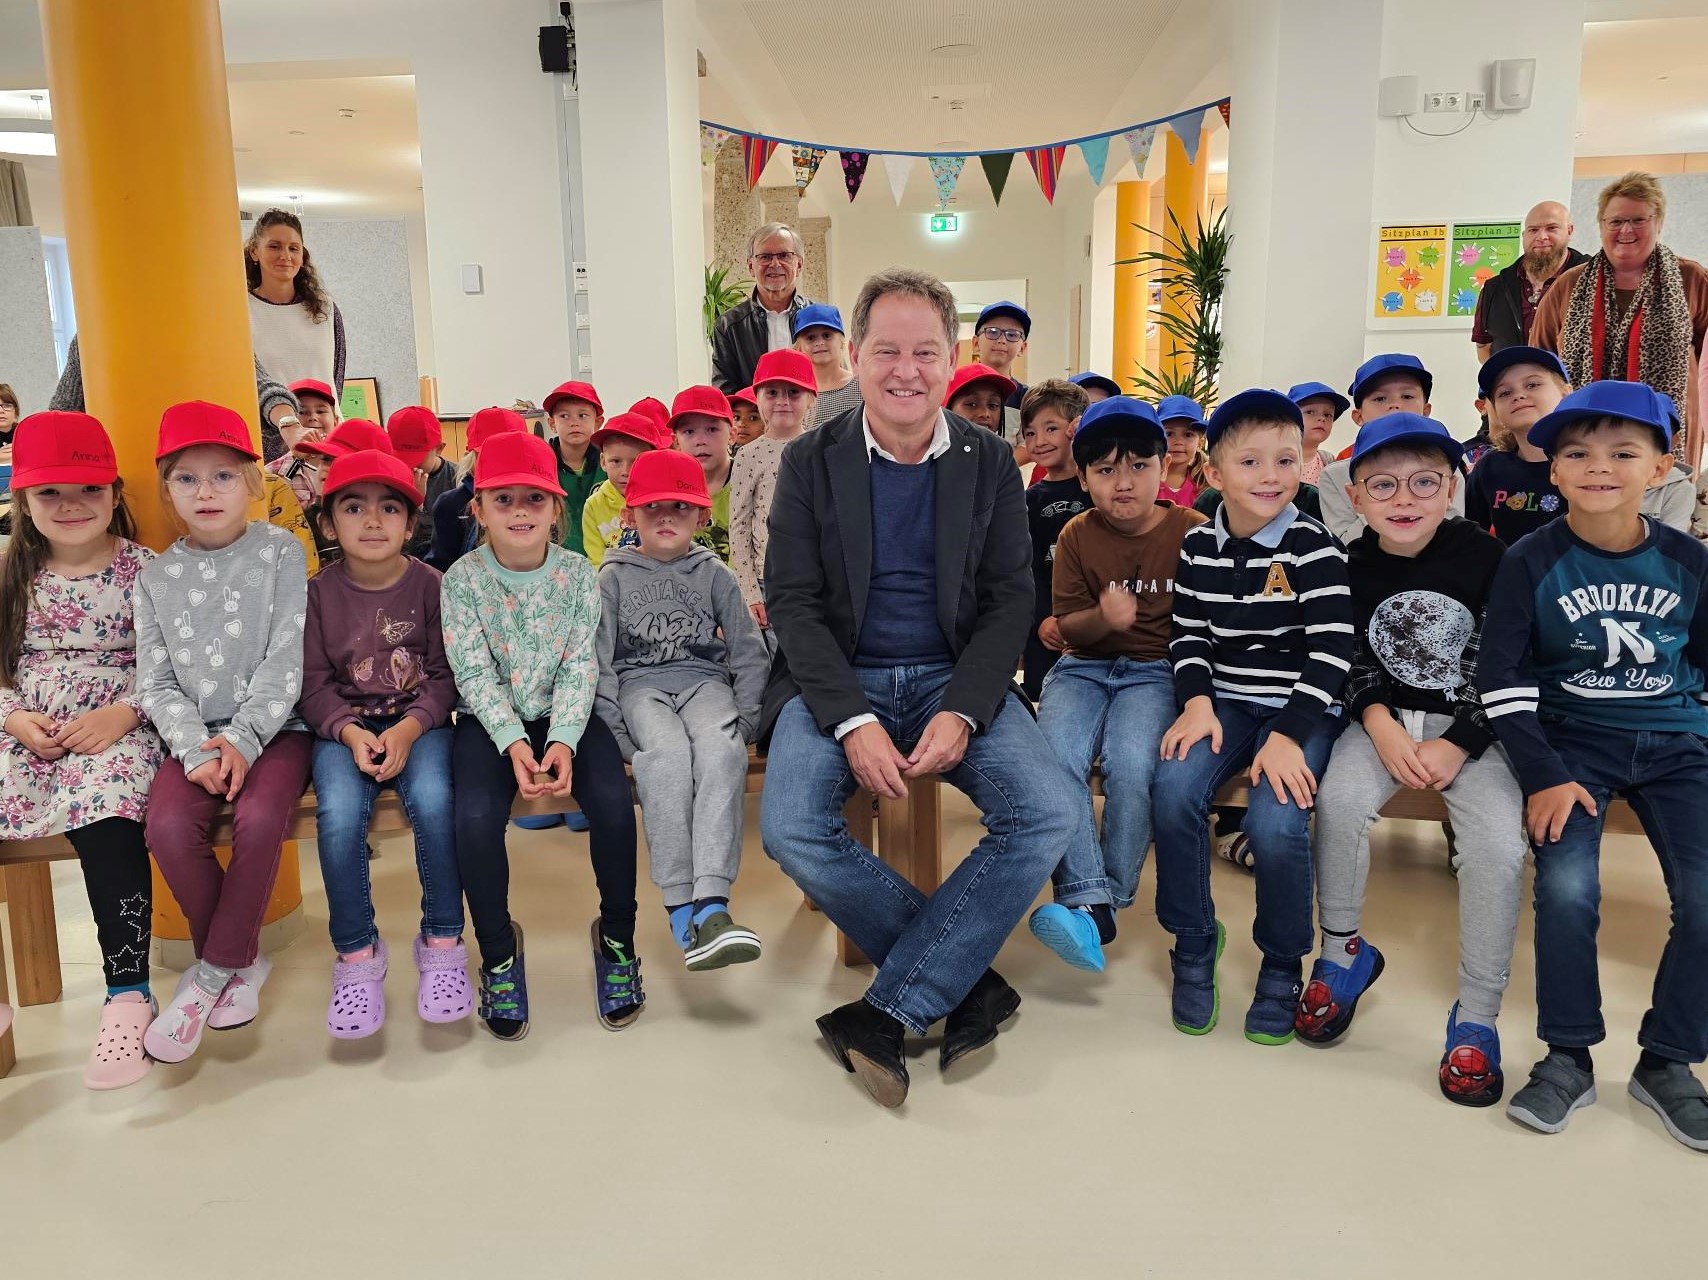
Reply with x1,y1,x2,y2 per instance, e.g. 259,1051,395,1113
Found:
854,455,952,667
1476,517,1708,793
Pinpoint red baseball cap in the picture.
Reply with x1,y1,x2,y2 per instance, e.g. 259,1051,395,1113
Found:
730,386,758,409
466,406,528,452
624,448,712,509
299,419,394,460
156,401,260,461
386,405,444,469
752,349,817,394
947,363,1017,405
591,411,671,452
473,431,566,495
629,397,670,431
667,385,733,432
11,411,119,488
323,448,425,507
289,378,338,407
542,380,604,416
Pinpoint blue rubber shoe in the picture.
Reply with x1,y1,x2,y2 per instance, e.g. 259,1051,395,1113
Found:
1439,1003,1503,1107
511,813,563,831
563,810,591,832
1246,962,1304,1045
1170,920,1226,1035
1027,903,1106,972
591,919,645,1031
477,921,530,1041
1294,938,1386,1046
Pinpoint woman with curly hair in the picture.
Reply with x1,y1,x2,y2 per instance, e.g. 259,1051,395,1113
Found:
246,209,347,395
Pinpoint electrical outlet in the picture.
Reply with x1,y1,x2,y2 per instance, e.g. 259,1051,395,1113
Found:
1424,90,1465,113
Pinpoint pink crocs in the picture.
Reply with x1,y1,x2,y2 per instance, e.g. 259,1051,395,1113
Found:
327,939,388,1040
415,936,474,1023
85,992,154,1090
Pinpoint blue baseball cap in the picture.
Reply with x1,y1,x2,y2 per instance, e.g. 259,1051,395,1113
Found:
975,301,1031,337
1205,389,1303,447
1156,395,1207,427
1073,395,1165,454
1348,353,1433,404
1348,412,1464,477
1070,371,1123,398
792,303,845,338
1476,345,1567,398
1288,381,1350,420
1527,381,1679,455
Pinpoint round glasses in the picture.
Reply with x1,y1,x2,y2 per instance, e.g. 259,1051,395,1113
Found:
1359,471,1446,500
166,469,245,496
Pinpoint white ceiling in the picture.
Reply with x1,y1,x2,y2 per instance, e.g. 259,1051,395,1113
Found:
1578,16,1708,154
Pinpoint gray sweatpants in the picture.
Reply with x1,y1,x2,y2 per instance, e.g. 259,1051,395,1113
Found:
620,680,748,904
1313,713,1527,1021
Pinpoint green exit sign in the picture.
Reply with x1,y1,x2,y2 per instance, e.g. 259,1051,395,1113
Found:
929,213,959,234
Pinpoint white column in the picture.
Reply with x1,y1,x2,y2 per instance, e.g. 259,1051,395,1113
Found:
575,0,707,406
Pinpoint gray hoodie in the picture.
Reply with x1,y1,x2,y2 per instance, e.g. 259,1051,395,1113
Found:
594,543,770,753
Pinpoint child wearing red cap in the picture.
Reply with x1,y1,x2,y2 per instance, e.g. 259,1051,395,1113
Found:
0,411,164,1088
730,350,818,636
593,449,770,968
946,363,1016,437
581,411,668,568
386,405,454,560
729,387,763,448
303,449,469,1039
442,431,644,1036
137,401,313,1066
267,378,341,513
668,385,735,562
542,381,607,556
427,406,526,572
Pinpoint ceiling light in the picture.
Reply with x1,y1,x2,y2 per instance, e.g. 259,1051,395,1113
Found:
288,129,307,136
0,118,54,157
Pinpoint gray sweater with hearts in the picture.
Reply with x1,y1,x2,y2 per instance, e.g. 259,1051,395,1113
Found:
135,521,309,773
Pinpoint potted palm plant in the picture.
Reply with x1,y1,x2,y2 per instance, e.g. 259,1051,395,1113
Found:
703,264,752,345
1115,208,1230,405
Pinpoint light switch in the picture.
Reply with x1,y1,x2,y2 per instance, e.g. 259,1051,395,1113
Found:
461,264,483,295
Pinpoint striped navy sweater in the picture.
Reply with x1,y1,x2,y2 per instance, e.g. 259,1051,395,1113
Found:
1475,517,1708,794
1170,505,1354,743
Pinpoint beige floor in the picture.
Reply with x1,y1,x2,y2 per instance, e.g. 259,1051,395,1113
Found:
0,794,1700,1278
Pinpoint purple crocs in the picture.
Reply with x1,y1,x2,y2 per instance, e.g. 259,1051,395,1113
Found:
415,935,474,1023
327,939,388,1040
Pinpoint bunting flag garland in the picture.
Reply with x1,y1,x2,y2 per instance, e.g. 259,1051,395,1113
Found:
790,145,827,191
1078,135,1111,188
1026,145,1067,204
839,151,870,201
1169,108,1210,167
1217,98,1231,128
741,135,778,187
981,152,1015,205
882,153,914,205
699,124,734,166
927,156,965,208
1123,124,1159,178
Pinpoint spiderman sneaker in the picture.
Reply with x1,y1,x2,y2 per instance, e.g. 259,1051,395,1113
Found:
1439,1003,1504,1107
1294,937,1385,1046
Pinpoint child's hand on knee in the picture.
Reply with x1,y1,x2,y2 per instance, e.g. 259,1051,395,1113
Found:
197,735,248,800
54,704,140,755
537,742,574,796
4,710,66,761
186,758,226,796
1251,732,1316,808
340,724,385,778
1526,782,1597,845
1363,711,1432,789
372,718,424,783
507,740,547,799
1161,696,1221,760
1415,738,1469,790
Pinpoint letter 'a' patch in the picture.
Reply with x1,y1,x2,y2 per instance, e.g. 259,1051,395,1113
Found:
1261,563,1295,598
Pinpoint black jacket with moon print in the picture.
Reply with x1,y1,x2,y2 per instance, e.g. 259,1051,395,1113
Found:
1343,517,1506,758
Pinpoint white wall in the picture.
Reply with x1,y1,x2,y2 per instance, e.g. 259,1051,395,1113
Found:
0,226,59,415
299,217,420,416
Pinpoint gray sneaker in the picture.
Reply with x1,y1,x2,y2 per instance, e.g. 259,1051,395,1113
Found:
1629,1060,1708,1152
1507,1052,1597,1134
684,912,762,972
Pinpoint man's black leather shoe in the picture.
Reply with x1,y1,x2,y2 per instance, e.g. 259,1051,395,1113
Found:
941,969,1021,1072
816,999,909,1107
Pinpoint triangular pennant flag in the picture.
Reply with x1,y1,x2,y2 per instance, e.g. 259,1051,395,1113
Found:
981,152,1015,205
742,135,779,187
1122,125,1158,178
699,124,734,166
839,151,870,201
1217,98,1231,129
1026,145,1067,204
1078,136,1112,188
790,145,827,191
928,155,965,208
881,153,913,205
1169,109,1209,167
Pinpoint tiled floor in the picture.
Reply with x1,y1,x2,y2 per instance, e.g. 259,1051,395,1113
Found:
0,794,1699,1277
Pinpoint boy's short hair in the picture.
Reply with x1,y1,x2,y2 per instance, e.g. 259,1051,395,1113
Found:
1207,414,1302,461
1349,440,1458,482
1072,425,1166,468
1019,379,1089,432
1553,417,1670,456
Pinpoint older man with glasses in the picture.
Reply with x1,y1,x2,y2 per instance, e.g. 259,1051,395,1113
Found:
711,222,816,394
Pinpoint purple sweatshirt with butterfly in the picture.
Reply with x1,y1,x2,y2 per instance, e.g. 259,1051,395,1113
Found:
300,558,457,742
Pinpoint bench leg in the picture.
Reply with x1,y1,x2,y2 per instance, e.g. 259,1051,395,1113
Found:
0,914,15,1078
5,863,62,1007
839,783,945,968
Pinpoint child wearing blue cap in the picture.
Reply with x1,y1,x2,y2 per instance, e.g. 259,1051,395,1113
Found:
1155,395,1208,509
795,304,863,428
1288,382,1350,485
1027,396,1206,971
974,301,1031,439
1477,381,1708,1151
1300,412,1526,1108
1018,379,1092,702
1152,389,1353,1043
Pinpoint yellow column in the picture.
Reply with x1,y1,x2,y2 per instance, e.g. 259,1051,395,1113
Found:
42,0,303,965
1161,126,1207,385
1112,181,1151,395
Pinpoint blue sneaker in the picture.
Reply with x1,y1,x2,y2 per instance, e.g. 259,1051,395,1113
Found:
477,921,530,1041
591,919,645,1031
1294,937,1385,1046
511,813,563,831
1246,963,1303,1045
563,810,591,832
1170,920,1226,1034
1027,904,1106,972
1439,1003,1503,1107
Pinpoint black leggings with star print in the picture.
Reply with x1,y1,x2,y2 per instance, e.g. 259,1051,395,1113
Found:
65,818,152,991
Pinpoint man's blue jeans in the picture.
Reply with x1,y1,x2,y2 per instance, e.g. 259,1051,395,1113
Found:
1535,720,1708,1063
1036,655,1175,909
312,722,462,954
761,663,1074,1034
1150,699,1344,963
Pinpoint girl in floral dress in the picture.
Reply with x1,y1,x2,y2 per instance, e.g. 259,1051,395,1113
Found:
0,412,162,1089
